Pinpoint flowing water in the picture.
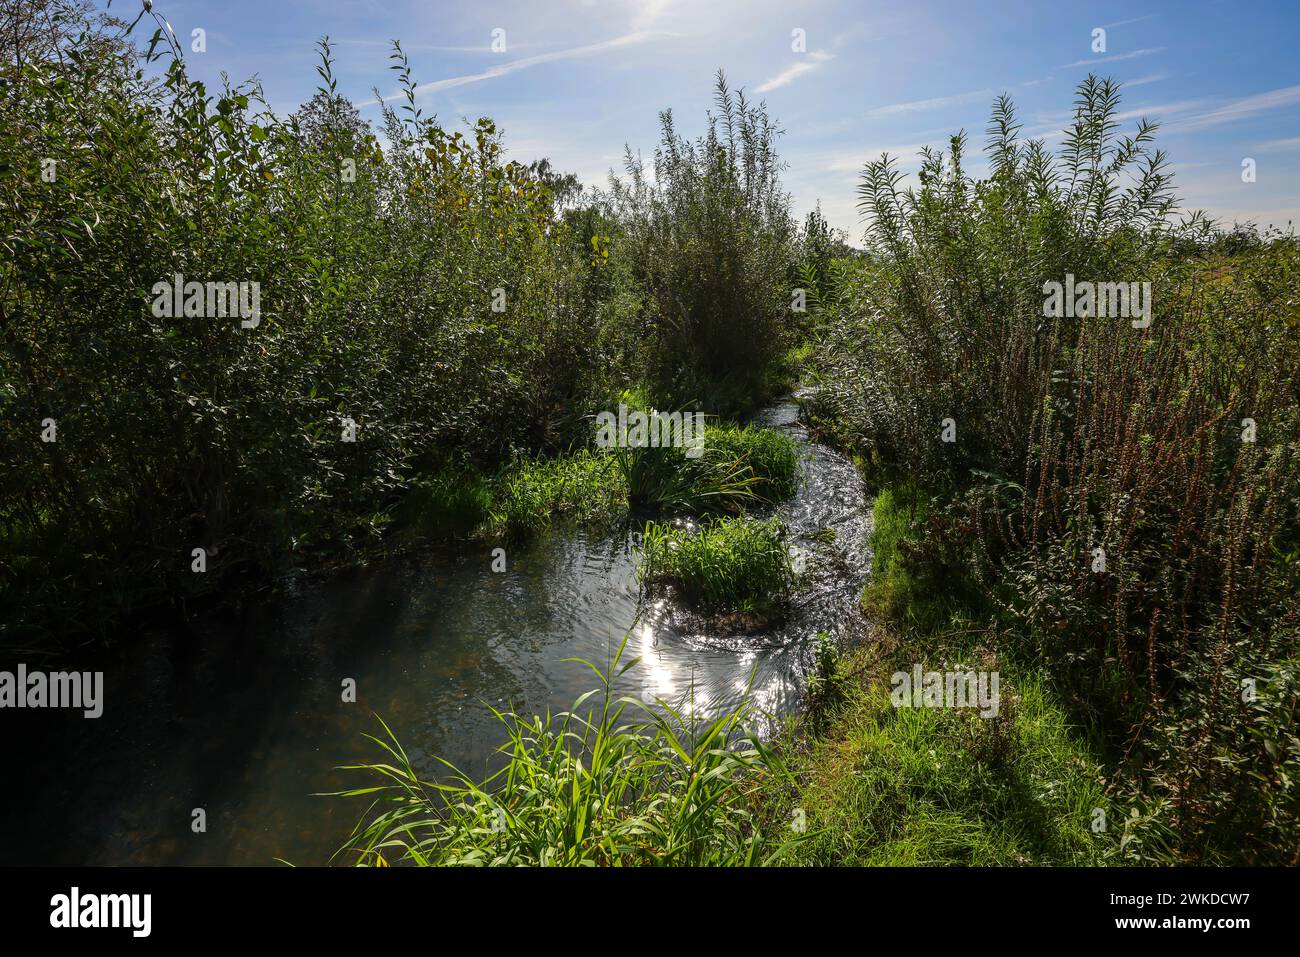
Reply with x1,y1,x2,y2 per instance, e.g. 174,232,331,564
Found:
2,396,871,865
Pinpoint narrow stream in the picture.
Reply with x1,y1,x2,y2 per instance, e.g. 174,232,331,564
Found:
2,395,871,865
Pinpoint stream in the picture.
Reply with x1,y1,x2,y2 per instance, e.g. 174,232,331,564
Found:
2,395,871,865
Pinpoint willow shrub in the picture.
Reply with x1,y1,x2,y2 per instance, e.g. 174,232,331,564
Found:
811,77,1300,861
609,72,799,415
0,8,631,643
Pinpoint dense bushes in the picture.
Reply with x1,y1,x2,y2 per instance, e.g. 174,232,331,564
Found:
808,77,1300,862
610,73,799,413
0,3,805,645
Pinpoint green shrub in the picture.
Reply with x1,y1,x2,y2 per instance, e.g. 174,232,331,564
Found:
0,10,635,642
806,75,1300,862
609,72,798,414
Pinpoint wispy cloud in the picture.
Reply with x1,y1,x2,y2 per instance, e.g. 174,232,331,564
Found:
756,51,834,93
631,0,680,30
359,31,668,107
1255,136,1300,153
1113,99,1206,123
1124,72,1170,88
1026,99,1205,137
333,38,551,54
865,87,993,118
1102,15,1158,29
808,140,943,174
1170,84,1300,133
1060,47,1164,68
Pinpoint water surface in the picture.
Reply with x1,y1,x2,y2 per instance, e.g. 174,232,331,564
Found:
2,398,870,865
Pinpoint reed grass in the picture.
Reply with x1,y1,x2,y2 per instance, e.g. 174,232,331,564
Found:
331,636,799,866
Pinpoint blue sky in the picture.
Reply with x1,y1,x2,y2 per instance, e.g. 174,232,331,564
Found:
108,0,1300,239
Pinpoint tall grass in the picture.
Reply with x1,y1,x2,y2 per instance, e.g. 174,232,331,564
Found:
332,637,797,866
610,415,801,514
487,451,626,541
706,424,802,501
765,646,1110,866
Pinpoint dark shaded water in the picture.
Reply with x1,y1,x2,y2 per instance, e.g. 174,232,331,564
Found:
2,397,871,865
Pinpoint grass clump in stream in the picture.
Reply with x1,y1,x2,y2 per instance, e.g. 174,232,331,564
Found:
333,638,798,866
609,403,800,515
638,516,793,618
486,451,626,541
398,451,627,544
704,424,801,502
612,440,761,515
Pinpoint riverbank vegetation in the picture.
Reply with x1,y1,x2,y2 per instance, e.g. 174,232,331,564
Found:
5,3,1295,868
334,638,794,866
763,489,1111,865
343,77,1298,868
799,79,1300,863
0,4,819,648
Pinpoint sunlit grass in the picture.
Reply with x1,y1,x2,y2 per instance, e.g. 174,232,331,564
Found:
638,516,793,617
763,648,1110,866
331,636,801,866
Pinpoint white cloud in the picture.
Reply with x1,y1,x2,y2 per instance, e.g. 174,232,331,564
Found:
756,51,834,93
1113,99,1207,123
1169,85,1300,133
1124,72,1170,88
802,141,937,175
333,38,550,54
1255,136,1300,153
1060,47,1164,69
631,0,679,30
1192,205,1300,230
359,31,669,107
864,88,993,118
1102,15,1158,29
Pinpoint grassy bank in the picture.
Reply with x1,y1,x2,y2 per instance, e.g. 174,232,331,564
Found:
760,485,1111,865
395,420,801,546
